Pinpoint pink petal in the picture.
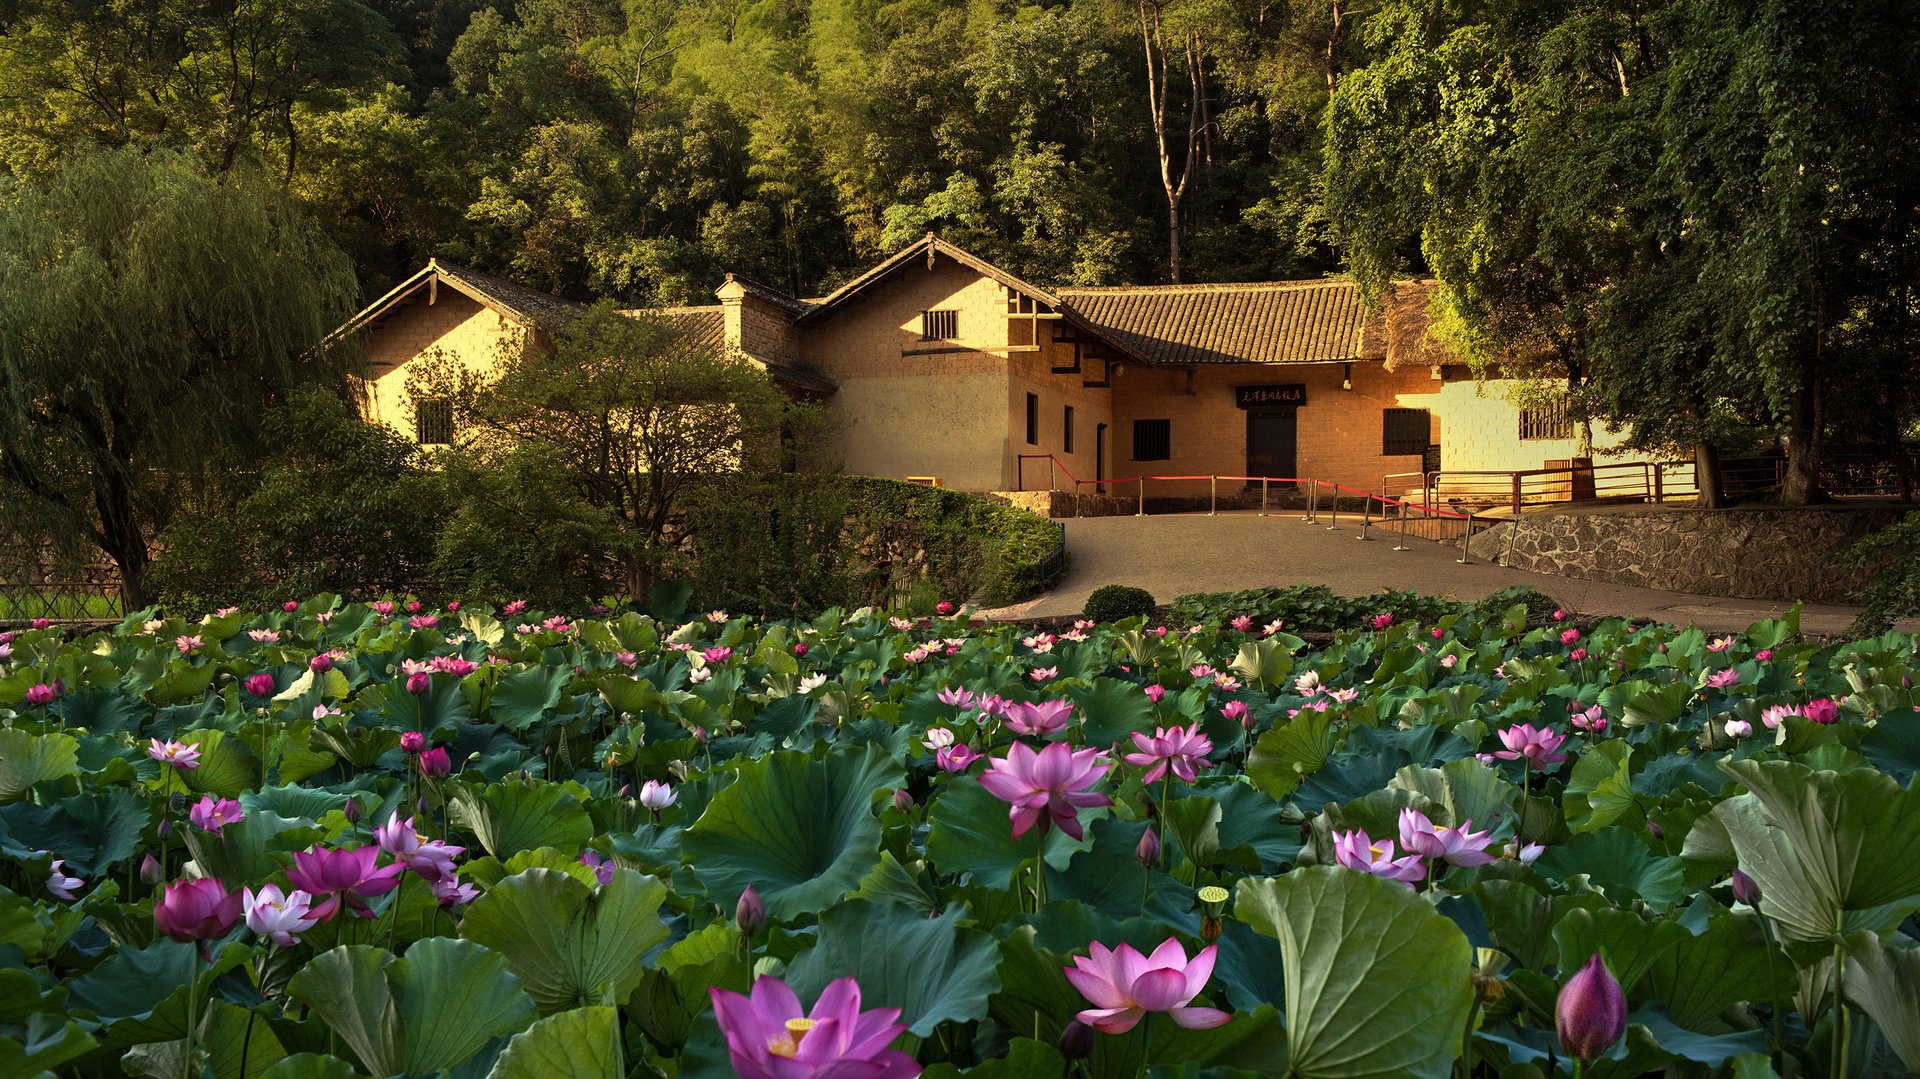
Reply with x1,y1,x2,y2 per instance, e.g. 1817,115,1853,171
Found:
1181,945,1217,996
1144,937,1188,970
748,975,804,1028
1127,967,1193,1012
809,977,863,1027
1064,964,1130,1010
1077,1006,1146,1034
1169,1005,1234,1029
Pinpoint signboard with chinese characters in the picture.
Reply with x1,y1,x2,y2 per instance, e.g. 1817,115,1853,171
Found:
1234,384,1307,409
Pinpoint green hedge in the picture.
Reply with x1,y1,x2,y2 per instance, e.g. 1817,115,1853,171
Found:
1168,583,1464,633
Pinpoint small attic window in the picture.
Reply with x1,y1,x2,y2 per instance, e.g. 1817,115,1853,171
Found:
415,398,454,446
921,310,958,340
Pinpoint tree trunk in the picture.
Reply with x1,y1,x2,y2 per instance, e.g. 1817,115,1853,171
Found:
1168,203,1183,284
92,456,151,611
1780,377,1825,504
1694,441,1727,509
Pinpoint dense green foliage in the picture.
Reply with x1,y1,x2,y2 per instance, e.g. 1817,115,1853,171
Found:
1170,583,1464,634
1844,511,1920,637
147,393,1063,612
0,0,1361,298
1082,585,1157,624
3,596,1918,1076
1327,0,1920,503
0,147,360,607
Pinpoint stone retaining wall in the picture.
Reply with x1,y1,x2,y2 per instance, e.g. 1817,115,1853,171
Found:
1465,506,1909,602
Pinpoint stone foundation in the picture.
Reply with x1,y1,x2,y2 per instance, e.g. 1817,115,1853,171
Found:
1465,506,1909,602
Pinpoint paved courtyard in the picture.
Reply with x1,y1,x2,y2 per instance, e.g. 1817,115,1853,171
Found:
985,511,1884,635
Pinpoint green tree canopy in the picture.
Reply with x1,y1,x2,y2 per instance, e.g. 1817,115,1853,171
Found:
0,145,360,606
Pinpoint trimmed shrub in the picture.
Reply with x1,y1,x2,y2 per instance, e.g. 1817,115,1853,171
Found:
1169,584,1463,633
1474,585,1563,628
1083,584,1156,624
1845,510,1920,636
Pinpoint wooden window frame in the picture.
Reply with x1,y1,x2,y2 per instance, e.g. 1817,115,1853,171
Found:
921,309,958,340
1381,408,1430,457
1519,399,1574,440
1132,418,1171,461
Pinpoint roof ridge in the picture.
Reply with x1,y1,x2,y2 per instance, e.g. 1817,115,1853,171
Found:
1059,279,1357,294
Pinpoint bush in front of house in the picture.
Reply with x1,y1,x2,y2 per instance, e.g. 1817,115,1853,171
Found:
1473,585,1564,628
1844,509,1920,636
1083,584,1157,624
1170,583,1463,633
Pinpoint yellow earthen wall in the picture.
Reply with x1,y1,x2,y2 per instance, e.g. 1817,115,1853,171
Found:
797,259,1015,491
356,290,521,441
1005,334,1118,493
1109,360,1446,496
1432,379,1629,472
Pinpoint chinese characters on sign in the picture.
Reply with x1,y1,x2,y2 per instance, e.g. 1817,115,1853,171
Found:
1233,384,1307,409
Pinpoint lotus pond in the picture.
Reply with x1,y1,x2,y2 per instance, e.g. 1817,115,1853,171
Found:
1,597,1918,1079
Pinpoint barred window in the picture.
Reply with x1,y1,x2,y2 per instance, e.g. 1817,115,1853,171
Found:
415,398,454,445
1519,400,1573,440
1133,418,1171,461
921,309,958,339
1382,408,1430,456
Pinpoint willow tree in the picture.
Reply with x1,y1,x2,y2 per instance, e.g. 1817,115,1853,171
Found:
0,146,360,609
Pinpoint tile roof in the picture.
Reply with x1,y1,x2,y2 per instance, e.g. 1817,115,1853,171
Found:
635,305,836,395
428,259,584,327
1057,281,1376,366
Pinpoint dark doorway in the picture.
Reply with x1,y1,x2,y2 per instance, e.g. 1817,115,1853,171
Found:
1095,423,1107,485
1246,409,1297,485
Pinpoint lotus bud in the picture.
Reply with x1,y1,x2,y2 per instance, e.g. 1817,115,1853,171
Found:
417,796,429,816
736,884,766,936
139,854,164,885
1730,867,1761,906
155,818,172,839
1647,821,1663,839
310,654,333,673
1556,954,1627,1064
400,731,425,754
694,726,710,744
1135,826,1161,868
417,747,451,778
892,789,913,813
342,798,362,824
406,671,430,695
1057,1020,1095,1061
283,601,299,612
619,783,633,798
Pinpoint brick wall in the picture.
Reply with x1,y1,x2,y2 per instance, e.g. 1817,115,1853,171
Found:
723,287,801,365
797,259,1016,490
357,289,524,441
1005,334,1119,493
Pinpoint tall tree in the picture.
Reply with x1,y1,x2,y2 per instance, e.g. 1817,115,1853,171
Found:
1137,0,1211,282
0,146,361,608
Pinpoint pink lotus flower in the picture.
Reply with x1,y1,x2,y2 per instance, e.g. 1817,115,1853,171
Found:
1294,670,1322,696
1755,648,1773,662
1030,666,1057,681
400,731,426,754
1004,699,1073,737
978,742,1111,840
154,878,242,942
374,813,464,883
580,850,616,885
922,727,956,751
148,739,201,770
1221,700,1250,728
1707,636,1734,653
45,859,83,900
501,599,528,616
1557,954,1627,1064
1124,723,1213,783
372,601,396,616
1188,664,1214,679
1803,698,1840,724
936,601,955,615
1760,703,1798,729
614,651,638,668
1230,615,1252,633
1063,939,1232,1034
704,646,733,664
243,884,319,946
189,797,244,832
1143,684,1166,703
936,686,976,710
1332,828,1427,886
1560,628,1581,646
25,683,56,706
1569,648,1589,662
1504,841,1546,864
431,655,476,677
406,600,423,614
286,846,404,920
935,744,982,772
1705,668,1739,689
29,617,50,630
175,635,205,653
1570,706,1606,733
243,672,276,698
1370,612,1394,630
1552,609,1567,621
794,643,808,656
249,629,280,644
1397,809,1496,867
638,780,677,810
309,654,334,673
446,601,461,612
433,878,479,906
1491,723,1567,769
1328,687,1359,704
710,975,919,1079
1440,654,1459,669
1724,718,1753,739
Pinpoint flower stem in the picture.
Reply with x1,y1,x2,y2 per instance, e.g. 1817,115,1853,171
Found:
183,947,204,1079
1139,1011,1154,1079
1759,913,1786,1056
1831,940,1850,1079
1159,772,1175,869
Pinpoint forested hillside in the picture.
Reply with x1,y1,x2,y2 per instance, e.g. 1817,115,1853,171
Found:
0,0,1364,302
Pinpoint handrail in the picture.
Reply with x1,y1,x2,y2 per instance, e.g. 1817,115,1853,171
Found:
1012,454,1476,520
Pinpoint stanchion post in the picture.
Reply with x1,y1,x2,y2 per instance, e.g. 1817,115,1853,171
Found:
1136,477,1146,516
1209,475,1217,516
1260,477,1269,516
1358,495,1372,540
1326,484,1339,530
1394,500,1410,552
1456,514,1472,565
1048,457,1056,493
1302,480,1317,523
